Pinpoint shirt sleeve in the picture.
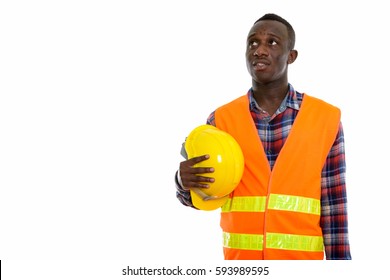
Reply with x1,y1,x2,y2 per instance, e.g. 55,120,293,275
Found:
175,170,197,208
207,111,216,126
320,122,352,260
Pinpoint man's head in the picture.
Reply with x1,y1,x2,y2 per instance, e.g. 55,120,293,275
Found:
246,13,298,85
253,13,296,50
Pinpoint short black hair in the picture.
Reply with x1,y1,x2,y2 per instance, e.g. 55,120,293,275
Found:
253,13,295,50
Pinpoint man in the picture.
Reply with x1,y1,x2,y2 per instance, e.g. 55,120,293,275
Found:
175,13,351,260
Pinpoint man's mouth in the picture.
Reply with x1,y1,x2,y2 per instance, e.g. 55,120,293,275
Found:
253,61,269,71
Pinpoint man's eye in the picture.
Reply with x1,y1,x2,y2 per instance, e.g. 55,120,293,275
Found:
249,41,258,48
269,40,277,46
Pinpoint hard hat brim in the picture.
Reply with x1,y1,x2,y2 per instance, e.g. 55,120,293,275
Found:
190,189,229,211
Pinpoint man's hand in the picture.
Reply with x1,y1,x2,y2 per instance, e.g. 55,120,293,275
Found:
179,154,215,191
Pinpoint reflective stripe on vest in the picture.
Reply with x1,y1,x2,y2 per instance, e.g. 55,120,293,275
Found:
221,196,266,212
223,232,323,252
222,194,320,216
223,232,263,251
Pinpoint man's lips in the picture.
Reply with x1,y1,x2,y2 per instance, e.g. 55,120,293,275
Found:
252,59,270,71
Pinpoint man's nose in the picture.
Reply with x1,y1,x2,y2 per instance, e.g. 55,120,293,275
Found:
254,44,269,56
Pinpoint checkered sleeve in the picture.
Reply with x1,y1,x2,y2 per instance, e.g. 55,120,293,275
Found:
320,122,352,260
175,170,196,208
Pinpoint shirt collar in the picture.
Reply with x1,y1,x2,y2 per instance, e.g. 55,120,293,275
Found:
248,83,301,112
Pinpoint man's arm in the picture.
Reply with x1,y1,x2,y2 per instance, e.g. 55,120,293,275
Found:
320,122,352,260
175,170,196,208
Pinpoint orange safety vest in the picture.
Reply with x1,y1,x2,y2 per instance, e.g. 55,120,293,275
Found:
215,93,341,260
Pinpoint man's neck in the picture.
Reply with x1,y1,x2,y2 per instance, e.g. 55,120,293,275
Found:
252,82,289,115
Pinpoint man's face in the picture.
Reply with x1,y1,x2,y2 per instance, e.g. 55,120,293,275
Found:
246,20,292,84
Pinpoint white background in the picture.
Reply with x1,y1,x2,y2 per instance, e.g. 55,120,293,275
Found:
1,0,389,276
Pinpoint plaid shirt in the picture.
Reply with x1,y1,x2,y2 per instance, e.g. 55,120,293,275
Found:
176,84,351,260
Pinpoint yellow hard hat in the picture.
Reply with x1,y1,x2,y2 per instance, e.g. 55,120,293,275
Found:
184,124,244,211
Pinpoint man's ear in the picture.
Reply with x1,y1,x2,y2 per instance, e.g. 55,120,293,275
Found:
287,49,298,64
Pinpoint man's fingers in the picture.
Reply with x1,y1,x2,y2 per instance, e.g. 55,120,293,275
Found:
180,154,215,174
191,175,215,183
179,154,216,190
187,154,210,165
188,167,214,174
181,175,215,190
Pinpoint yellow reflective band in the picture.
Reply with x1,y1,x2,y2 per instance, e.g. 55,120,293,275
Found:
267,194,321,215
221,196,266,212
221,195,319,214
223,232,263,251
223,232,323,252
266,232,324,252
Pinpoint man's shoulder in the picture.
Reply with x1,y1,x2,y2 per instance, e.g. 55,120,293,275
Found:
208,93,248,125
303,93,340,111
217,94,248,111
